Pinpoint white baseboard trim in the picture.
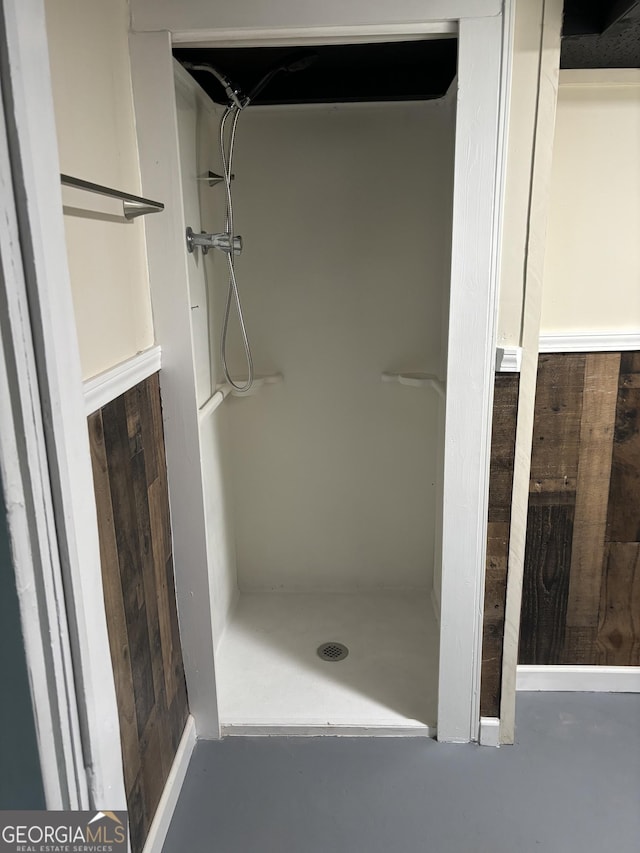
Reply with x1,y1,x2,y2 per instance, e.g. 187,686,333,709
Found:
495,346,522,372
538,332,640,353
83,345,162,415
479,716,500,747
141,715,196,853
517,665,640,693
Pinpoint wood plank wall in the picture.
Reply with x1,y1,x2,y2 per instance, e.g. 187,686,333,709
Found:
481,373,519,717
520,352,640,666
88,373,189,853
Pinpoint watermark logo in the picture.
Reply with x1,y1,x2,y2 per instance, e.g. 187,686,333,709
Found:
0,810,128,852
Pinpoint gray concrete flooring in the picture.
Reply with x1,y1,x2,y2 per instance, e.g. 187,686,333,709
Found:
163,693,640,853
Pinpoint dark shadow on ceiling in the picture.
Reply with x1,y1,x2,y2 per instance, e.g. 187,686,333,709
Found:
561,0,640,68
174,40,458,107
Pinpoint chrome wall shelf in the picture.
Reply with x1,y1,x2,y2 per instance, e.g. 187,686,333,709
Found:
60,174,164,220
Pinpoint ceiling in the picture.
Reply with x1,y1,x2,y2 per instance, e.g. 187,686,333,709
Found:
561,0,640,67
173,40,458,107
175,3,639,108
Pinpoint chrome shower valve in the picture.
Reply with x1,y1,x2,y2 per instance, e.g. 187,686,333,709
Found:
186,227,243,255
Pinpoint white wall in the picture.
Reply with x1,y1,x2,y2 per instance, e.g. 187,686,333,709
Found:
541,71,640,334
497,0,545,347
215,100,455,591
45,0,154,379
174,69,238,649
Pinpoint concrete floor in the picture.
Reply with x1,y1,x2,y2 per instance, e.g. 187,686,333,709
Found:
163,693,640,853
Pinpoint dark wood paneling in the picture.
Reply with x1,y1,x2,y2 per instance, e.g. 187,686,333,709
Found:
528,354,585,503
481,523,510,717
566,353,620,629
596,543,640,665
481,374,519,717
520,505,573,664
607,353,640,543
487,375,521,524
88,407,141,788
89,374,188,853
520,351,640,667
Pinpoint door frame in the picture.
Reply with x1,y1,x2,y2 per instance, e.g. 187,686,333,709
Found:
0,0,127,809
0,50,87,811
130,5,513,743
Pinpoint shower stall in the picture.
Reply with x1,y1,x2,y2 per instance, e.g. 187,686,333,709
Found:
128,8,506,742
174,42,455,735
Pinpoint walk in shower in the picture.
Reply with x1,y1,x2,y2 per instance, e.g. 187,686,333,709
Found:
174,40,457,734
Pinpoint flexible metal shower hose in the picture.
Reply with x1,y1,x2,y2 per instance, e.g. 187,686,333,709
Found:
219,104,254,392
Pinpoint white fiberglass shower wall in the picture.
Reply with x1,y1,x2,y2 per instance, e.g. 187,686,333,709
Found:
175,61,455,734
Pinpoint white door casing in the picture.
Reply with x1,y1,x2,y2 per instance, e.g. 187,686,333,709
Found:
130,6,512,743
0,0,127,809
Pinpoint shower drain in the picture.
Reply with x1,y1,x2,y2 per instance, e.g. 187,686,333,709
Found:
317,642,349,662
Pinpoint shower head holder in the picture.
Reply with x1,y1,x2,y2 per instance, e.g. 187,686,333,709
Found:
198,170,235,187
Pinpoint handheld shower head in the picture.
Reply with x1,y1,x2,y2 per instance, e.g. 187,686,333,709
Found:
282,51,319,73
183,50,319,109
245,50,319,105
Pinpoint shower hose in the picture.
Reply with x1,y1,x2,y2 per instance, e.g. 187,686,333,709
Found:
219,104,254,393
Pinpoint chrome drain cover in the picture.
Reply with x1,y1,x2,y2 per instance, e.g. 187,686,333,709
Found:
317,642,349,662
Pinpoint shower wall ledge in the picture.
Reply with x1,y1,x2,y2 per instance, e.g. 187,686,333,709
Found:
198,373,283,421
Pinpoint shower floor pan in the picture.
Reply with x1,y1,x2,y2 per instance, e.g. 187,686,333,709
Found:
216,590,438,736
